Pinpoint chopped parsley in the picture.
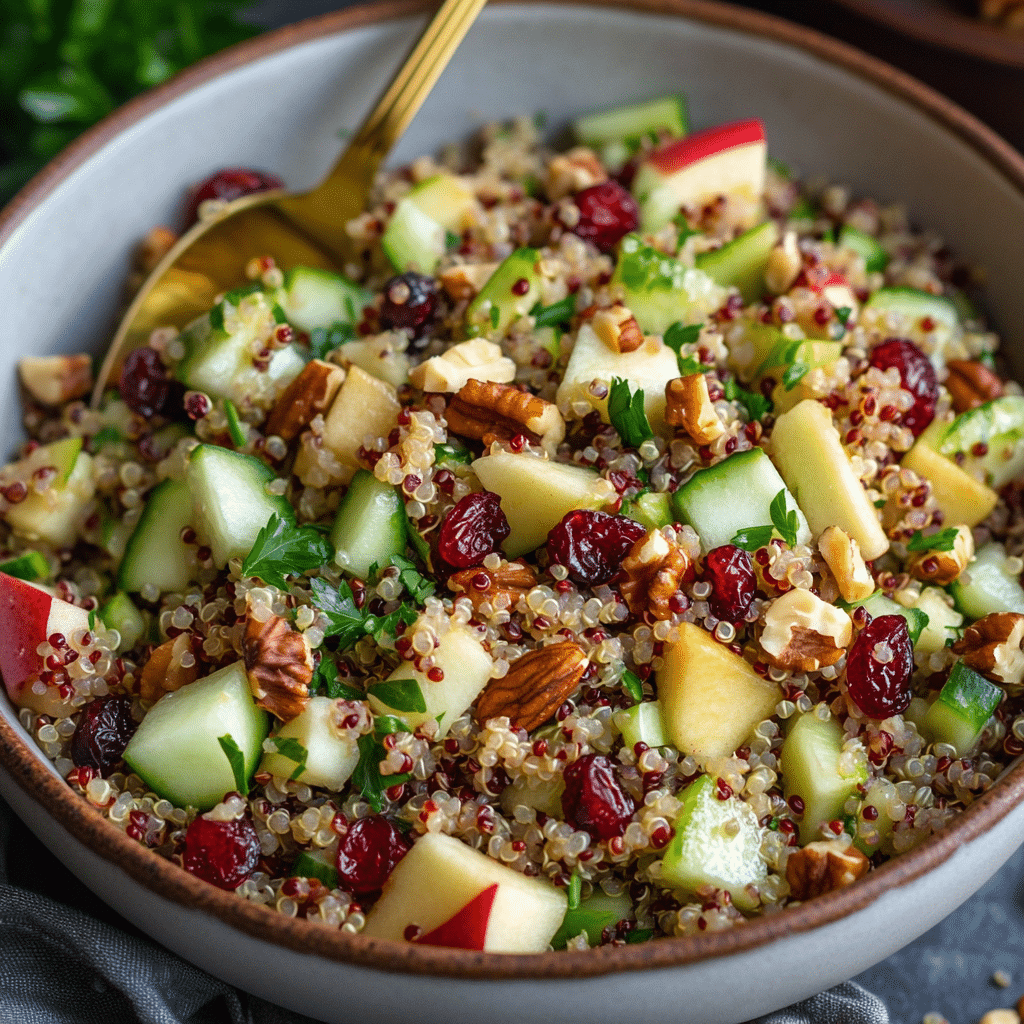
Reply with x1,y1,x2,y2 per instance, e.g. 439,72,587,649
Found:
352,715,412,812
242,513,332,590
390,553,435,603
663,322,704,375
308,321,356,360
724,377,771,421
907,528,960,553
269,736,308,781
311,655,363,700
217,734,248,795
730,525,774,552
608,377,654,448
367,677,427,714
310,576,422,651
621,670,644,705
769,489,800,548
530,295,576,329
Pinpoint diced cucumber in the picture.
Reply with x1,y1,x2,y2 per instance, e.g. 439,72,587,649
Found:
910,587,963,655
863,287,959,335
186,444,294,569
621,491,672,531
949,541,1024,619
934,396,1024,489
837,225,889,274
671,447,810,554
98,592,145,652
330,470,406,580
277,266,372,334
434,442,473,468
616,700,668,750
117,478,197,594
922,660,1003,756
290,849,339,888
382,198,446,274
660,774,767,911
694,221,779,303
551,890,632,949
0,550,49,581
780,712,868,846
573,95,688,147
123,660,269,811
835,591,929,647
466,248,542,336
260,696,360,791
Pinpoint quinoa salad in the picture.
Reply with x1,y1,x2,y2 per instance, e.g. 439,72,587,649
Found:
4,94,1024,953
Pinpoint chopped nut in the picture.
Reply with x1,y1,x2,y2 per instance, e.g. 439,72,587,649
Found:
439,262,498,303
620,530,691,618
242,614,313,722
474,640,588,731
946,359,1004,413
264,359,345,442
19,354,93,406
409,338,516,393
818,526,875,603
786,839,869,900
446,379,565,454
906,525,974,586
664,374,726,446
760,588,852,672
765,230,802,295
137,225,178,274
544,147,607,201
591,305,643,354
448,559,538,613
139,634,199,703
952,611,1024,685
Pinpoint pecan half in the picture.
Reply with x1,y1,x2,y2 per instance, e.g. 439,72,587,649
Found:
243,614,313,721
620,530,691,618
665,374,725,446
19,354,93,406
905,524,974,586
449,559,538,613
946,359,1004,413
591,305,643,354
139,633,199,703
474,641,588,731
760,588,852,672
818,526,875,603
786,840,869,900
446,379,565,454
264,359,346,442
952,611,1024,685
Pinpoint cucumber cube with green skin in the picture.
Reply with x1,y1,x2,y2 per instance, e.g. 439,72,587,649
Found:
123,661,269,811
573,94,688,147
835,591,929,647
911,587,964,655
330,470,406,581
186,444,295,569
290,849,339,889
276,266,372,334
694,220,779,303
0,551,49,581
118,478,197,594
671,447,810,554
382,198,446,274
837,225,889,274
610,235,726,336
98,592,145,653
949,540,1024,619
466,248,542,336
862,288,960,356
616,701,669,750
780,713,868,846
551,890,633,949
621,491,673,531
934,396,1024,489
660,774,767,911
923,660,1003,756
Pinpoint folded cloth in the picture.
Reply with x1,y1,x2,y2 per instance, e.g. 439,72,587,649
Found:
754,982,889,1024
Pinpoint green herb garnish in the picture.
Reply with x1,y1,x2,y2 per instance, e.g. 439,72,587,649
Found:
621,670,644,705
271,736,309,781
608,378,654,448
367,678,427,714
218,734,248,794
567,870,582,911
242,513,332,591
723,377,772,421
352,716,412,812
530,295,576,329
769,489,800,548
907,528,960,553
311,656,363,700
309,577,370,647
730,525,774,552
489,306,501,330
90,426,123,450
308,321,356,360
781,362,810,391
390,553,435,603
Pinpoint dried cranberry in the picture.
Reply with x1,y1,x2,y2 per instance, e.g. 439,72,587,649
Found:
704,545,755,621
437,491,510,568
69,695,137,776
846,615,914,719
335,816,410,894
561,753,636,840
566,181,639,253
379,272,438,342
186,167,283,224
547,509,645,586
183,814,260,890
868,339,938,437
119,346,183,419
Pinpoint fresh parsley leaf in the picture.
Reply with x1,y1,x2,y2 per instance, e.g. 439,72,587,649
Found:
874,499,887,509
308,321,356,361
835,306,852,325
567,870,582,911
218,734,248,795
621,670,644,705
309,577,369,647
675,354,707,377
367,678,427,714
271,736,309,781
311,656,363,700
352,717,412,811
731,525,774,551
530,295,576,329
489,306,501,330
769,489,799,548
445,230,460,250
608,377,654,448
945,626,966,647
782,362,810,391
375,715,409,737
663,321,702,360
390,554,435,603
625,928,655,944
907,528,960,553
87,610,96,631
367,603,419,646
90,426,123,449
724,377,772,421
671,213,700,243
242,513,332,590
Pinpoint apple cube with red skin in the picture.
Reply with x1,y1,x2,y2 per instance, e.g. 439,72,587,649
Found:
0,572,90,716
631,118,767,231
361,832,567,952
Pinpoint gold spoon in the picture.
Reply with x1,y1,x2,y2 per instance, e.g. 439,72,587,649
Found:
91,0,487,408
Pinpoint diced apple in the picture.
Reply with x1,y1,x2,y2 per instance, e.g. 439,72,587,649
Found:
472,451,615,558
769,398,889,560
259,696,360,790
367,624,493,737
362,832,567,951
910,587,963,655
656,622,781,763
631,119,767,231
337,334,409,389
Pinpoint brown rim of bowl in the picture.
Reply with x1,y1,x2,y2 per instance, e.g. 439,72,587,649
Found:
2,0,1024,984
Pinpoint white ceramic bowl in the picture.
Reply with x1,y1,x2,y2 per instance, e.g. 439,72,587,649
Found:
3,3,1024,1021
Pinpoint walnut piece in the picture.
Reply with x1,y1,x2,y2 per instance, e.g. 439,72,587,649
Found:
591,305,643,354
818,526,875,603
765,230,802,295
952,611,1024,685
906,524,974,586
786,839,869,900
665,374,726,446
446,379,565,454
945,359,1005,413
760,588,852,672
242,614,313,722
409,338,516,393
264,359,346,442
448,559,538,613
139,634,199,703
439,263,498,302
620,530,691,619
544,147,607,201
19,354,93,406
474,640,588,731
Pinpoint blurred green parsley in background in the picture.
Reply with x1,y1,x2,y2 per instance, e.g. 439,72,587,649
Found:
0,0,261,204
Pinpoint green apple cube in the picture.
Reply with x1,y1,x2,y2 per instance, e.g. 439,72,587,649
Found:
290,849,339,889
277,266,372,334
923,660,1003,756
0,550,49,581
330,470,406,581
616,701,669,750
260,696,360,791
551,889,633,948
